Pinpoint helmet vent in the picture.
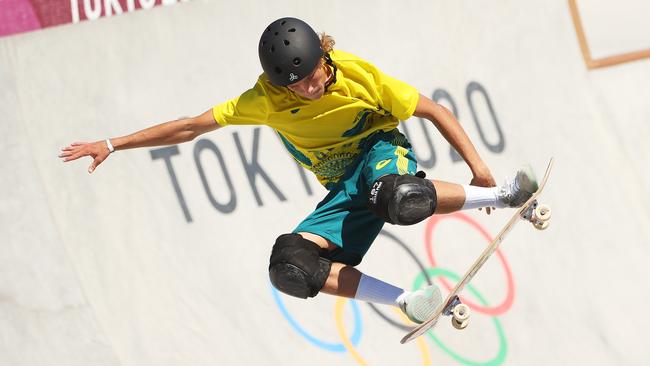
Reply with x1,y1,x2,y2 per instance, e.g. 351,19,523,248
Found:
274,32,279,36
262,41,267,46
270,45,275,53
288,28,296,32
293,57,301,65
281,20,286,25
274,67,282,74
284,40,290,46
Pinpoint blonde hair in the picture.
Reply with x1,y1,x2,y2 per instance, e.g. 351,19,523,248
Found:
320,33,335,53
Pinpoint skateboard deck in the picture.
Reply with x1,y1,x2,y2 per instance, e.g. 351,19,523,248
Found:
401,158,554,344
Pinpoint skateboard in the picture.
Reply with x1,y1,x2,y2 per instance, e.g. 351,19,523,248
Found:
401,158,554,344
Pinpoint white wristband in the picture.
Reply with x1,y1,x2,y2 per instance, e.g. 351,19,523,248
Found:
105,139,115,153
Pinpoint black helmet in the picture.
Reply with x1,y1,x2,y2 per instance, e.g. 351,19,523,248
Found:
258,17,323,86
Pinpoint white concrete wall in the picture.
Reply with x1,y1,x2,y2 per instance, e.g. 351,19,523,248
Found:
1,1,649,365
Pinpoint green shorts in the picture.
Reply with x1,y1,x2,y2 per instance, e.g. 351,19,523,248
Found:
293,129,418,266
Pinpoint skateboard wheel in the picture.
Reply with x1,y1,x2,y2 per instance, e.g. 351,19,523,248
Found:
534,220,550,230
534,204,551,222
452,317,469,330
452,304,470,322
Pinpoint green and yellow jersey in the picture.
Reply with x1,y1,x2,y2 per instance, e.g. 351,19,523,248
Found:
212,49,419,187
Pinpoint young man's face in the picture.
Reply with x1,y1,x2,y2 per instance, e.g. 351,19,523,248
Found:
287,62,329,100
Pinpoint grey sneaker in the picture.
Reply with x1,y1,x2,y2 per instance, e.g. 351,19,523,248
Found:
497,165,539,208
398,284,443,324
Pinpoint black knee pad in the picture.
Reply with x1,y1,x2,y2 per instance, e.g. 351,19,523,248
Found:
367,172,437,225
268,233,332,299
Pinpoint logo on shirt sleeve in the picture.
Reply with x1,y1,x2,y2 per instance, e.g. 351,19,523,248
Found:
375,159,392,170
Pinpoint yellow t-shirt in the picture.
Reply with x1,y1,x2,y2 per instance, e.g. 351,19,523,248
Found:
213,49,419,186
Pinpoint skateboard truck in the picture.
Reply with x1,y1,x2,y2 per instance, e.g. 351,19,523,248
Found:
520,200,552,230
443,296,471,330
443,295,461,316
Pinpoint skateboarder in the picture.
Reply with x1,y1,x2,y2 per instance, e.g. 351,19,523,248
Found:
59,17,538,324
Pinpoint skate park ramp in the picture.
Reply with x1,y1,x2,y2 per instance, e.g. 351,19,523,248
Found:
1,1,649,365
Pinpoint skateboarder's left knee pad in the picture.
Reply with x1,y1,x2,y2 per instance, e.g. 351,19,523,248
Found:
367,172,437,225
269,233,332,299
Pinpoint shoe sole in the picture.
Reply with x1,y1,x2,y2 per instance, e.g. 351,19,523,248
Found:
405,286,442,324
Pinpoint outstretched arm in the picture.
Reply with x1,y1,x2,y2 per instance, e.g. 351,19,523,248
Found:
412,93,495,188
59,109,221,173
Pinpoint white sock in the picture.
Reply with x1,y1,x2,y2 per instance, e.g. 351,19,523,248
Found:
354,273,406,307
395,291,410,306
461,185,505,210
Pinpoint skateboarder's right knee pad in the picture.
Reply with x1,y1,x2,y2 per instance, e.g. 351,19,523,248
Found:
269,234,332,299
367,172,437,225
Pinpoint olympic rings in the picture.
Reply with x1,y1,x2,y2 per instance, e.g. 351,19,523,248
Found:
413,268,508,366
425,213,515,316
334,297,434,366
271,214,514,365
270,285,362,352
334,298,370,365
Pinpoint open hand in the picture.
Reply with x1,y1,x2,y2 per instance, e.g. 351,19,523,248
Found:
59,141,111,174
